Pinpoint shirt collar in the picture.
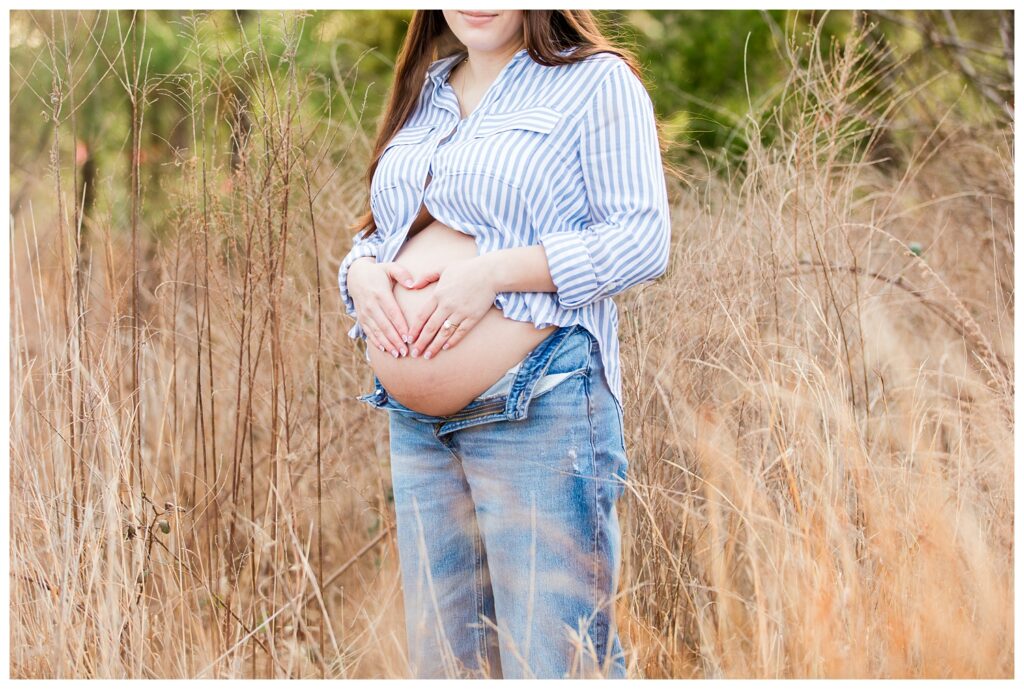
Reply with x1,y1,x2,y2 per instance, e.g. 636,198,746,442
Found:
426,46,530,88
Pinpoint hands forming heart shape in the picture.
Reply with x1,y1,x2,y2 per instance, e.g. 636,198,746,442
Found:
349,255,499,361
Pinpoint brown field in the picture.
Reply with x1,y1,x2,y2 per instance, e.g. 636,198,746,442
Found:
8,14,1014,678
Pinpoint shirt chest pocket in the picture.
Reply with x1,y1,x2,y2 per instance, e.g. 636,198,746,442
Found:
370,123,437,231
459,106,564,188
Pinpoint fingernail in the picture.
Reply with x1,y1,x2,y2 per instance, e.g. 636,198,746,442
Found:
379,345,385,352
424,351,432,360
402,334,408,343
392,349,398,358
400,347,407,356
411,347,419,357
442,343,449,350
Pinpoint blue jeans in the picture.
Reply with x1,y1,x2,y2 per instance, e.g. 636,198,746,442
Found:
356,325,629,679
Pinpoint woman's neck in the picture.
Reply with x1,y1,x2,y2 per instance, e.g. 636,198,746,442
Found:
454,42,524,86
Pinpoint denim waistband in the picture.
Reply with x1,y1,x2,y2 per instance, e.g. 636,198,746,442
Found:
355,324,591,436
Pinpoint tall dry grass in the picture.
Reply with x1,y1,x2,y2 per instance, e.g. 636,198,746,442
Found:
9,11,1013,678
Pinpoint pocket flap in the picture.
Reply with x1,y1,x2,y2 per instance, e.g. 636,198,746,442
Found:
474,107,562,138
384,123,436,149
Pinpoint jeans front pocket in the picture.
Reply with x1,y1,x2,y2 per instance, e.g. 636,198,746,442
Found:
541,326,593,378
611,394,627,457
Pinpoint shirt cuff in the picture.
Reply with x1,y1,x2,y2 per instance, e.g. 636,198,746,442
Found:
338,238,383,344
337,242,379,324
539,230,622,309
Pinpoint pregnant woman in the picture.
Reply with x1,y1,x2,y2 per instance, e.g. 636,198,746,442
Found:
337,9,671,679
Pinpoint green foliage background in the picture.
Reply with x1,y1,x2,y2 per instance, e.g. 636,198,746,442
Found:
9,9,1011,236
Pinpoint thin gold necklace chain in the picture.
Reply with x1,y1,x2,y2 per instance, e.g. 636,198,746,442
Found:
456,56,468,113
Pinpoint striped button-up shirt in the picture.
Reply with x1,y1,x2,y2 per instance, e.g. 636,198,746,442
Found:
337,45,671,407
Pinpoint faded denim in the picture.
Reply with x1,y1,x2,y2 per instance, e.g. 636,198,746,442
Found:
356,324,629,679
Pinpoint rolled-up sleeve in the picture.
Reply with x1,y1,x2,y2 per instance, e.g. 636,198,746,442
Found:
337,228,385,340
539,60,671,309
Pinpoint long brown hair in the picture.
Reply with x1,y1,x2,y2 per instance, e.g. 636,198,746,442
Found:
349,10,678,241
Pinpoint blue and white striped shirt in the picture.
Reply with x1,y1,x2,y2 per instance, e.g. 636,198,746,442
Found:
337,45,671,407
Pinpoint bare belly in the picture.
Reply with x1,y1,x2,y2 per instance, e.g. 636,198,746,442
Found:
367,220,557,416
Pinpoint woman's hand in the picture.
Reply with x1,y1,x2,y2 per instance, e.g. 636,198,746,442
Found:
405,256,498,359
348,257,432,358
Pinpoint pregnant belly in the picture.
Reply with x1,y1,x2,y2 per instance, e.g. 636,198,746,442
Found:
367,220,557,417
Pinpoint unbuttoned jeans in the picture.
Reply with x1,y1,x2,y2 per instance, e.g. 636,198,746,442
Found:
356,324,629,679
